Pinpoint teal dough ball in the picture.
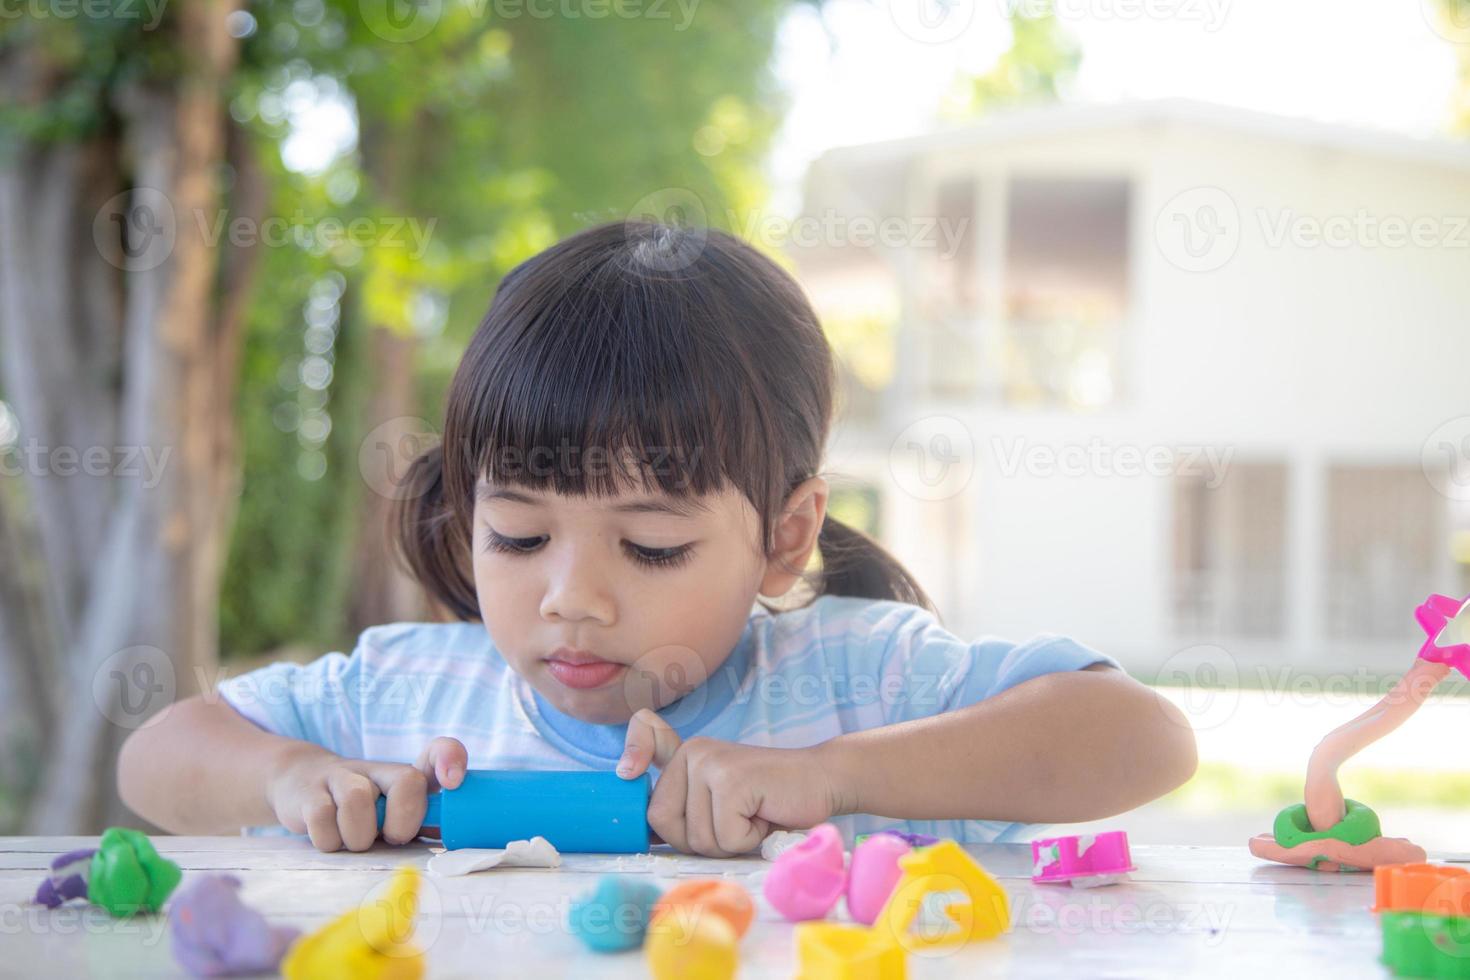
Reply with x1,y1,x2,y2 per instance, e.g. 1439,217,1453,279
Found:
568,876,665,953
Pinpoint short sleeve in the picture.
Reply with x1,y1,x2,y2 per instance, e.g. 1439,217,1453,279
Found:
862,602,1121,726
215,649,366,760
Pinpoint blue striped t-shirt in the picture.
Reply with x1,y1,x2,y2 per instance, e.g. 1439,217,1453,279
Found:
216,594,1118,843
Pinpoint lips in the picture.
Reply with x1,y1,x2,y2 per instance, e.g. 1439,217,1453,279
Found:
545,648,626,691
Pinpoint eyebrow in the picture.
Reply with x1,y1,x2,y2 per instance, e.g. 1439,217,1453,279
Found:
474,485,709,518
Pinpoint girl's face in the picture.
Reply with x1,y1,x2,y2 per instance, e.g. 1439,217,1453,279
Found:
471,475,824,724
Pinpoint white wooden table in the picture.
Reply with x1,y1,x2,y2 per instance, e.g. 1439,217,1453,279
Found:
0,837,1405,977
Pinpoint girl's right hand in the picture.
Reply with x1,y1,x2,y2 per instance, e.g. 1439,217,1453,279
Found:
266,737,468,852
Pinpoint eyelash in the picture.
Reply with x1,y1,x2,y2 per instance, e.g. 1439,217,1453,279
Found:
481,530,694,570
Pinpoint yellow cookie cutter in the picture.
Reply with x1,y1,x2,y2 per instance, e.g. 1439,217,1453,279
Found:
873,839,1010,949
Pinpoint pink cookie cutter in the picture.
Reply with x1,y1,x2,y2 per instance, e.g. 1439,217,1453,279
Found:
763,823,847,921
1031,831,1134,887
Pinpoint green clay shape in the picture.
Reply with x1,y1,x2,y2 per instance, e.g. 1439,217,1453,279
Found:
1272,798,1381,851
88,827,182,917
1381,910,1470,978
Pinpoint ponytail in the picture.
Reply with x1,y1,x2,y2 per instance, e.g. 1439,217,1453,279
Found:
391,445,480,622
814,514,936,615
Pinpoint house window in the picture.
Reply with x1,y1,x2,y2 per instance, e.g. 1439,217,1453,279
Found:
1173,461,1287,637
918,176,981,399
1002,176,1130,410
1325,465,1442,640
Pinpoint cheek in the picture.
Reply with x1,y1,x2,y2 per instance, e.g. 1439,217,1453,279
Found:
472,554,540,625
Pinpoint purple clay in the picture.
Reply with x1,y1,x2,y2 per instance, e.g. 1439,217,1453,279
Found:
168,874,301,978
33,847,97,908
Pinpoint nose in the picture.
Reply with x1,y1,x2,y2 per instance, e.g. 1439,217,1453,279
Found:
538,545,616,626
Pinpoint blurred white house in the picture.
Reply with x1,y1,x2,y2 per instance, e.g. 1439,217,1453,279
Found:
791,99,1470,679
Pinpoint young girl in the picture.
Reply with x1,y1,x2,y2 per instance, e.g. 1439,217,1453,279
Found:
119,221,1197,856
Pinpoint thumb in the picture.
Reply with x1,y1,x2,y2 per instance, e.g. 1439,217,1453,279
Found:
617,708,681,779
415,736,468,791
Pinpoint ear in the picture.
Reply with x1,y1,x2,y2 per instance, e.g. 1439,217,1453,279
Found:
758,476,828,599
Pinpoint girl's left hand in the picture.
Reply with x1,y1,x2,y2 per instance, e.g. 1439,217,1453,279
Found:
616,708,846,857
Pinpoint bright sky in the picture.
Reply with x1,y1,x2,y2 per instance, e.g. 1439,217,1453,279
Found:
768,0,1464,211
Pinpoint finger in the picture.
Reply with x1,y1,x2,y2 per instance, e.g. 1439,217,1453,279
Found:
302,791,343,853
372,765,429,845
414,737,468,791
618,708,682,778
328,768,380,852
685,777,729,857
646,747,691,853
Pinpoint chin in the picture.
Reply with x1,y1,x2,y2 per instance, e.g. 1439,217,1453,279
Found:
547,688,636,726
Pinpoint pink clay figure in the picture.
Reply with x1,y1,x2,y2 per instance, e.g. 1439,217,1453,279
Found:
1252,594,1470,870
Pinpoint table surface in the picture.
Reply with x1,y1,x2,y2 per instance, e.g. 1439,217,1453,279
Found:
0,836,1421,978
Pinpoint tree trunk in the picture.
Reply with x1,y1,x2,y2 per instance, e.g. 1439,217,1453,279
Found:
0,0,244,832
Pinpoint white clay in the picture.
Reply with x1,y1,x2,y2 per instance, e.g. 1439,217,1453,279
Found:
426,836,562,877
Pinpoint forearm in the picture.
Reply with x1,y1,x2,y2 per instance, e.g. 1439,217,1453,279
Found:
117,693,335,834
819,666,1198,824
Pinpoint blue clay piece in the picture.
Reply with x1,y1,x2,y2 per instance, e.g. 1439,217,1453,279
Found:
568,876,664,953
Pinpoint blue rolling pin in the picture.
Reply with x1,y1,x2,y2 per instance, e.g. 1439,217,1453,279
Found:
374,769,651,853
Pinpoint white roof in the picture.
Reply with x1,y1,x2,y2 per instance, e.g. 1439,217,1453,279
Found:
818,98,1470,174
